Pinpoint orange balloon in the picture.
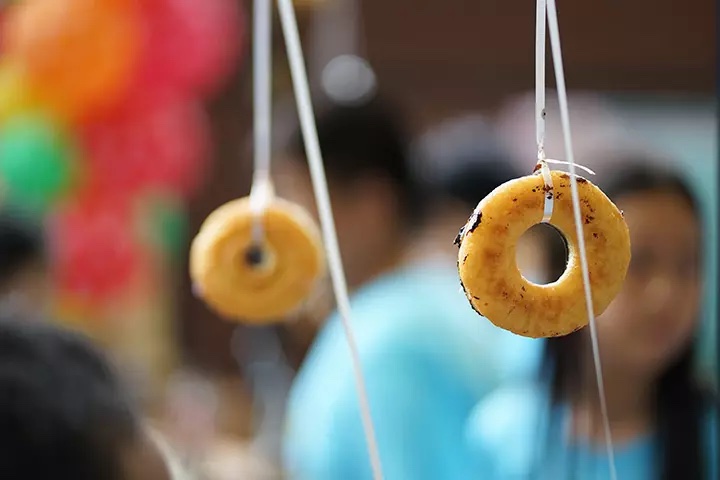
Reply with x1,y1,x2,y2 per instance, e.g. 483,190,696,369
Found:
3,0,142,120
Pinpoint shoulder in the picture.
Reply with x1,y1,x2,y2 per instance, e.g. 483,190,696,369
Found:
464,382,550,476
284,329,455,479
300,268,479,376
283,270,485,479
465,382,547,447
283,295,431,480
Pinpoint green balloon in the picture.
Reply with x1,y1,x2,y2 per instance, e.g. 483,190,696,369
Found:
147,196,189,260
0,113,77,214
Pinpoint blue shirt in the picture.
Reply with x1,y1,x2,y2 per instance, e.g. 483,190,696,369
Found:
466,383,718,480
283,262,544,480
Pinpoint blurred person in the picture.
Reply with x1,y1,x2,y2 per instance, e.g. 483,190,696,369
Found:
408,114,559,281
467,162,718,479
0,313,181,479
0,209,51,315
281,107,546,480
275,98,418,291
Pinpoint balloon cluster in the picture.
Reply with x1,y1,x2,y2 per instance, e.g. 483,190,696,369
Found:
0,0,244,304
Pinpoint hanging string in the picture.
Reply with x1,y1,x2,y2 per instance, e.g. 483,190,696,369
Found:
535,0,547,162
250,0,275,244
535,0,554,224
275,1,384,479
544,1,618,479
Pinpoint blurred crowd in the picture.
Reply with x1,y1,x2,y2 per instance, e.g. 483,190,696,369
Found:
0,85,716,480
0,0,713,475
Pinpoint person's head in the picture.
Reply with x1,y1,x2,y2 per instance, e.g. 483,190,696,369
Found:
0,315,172,480
412,114,557,281
277,97,418,288
544,161,707,479
602,167,702,378
546,163,702,386
0,210,50,314
412,114,520,219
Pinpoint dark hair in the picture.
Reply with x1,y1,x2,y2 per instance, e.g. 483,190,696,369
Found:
0,210,45,289
0,315,140,479
438,158,520,211
411,115,521,211
287,98,422,227
543,163,709,480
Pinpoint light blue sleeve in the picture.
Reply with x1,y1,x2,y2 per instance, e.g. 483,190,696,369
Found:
283,319,481,480
283,268,544,480
464,383,547,479
330,344,479,480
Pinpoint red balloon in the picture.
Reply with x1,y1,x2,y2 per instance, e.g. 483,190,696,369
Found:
125,0,244,108
82,100,212,199
49,193,141,301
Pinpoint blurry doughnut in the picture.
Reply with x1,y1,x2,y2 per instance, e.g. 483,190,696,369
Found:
455,170,630,338
190,196,325,323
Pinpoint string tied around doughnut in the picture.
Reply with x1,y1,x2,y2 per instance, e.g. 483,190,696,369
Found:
455,168,630,338
532,158,596,224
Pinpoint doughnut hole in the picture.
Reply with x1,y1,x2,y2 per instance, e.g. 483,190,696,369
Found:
238,242,277,276
515,223,569,285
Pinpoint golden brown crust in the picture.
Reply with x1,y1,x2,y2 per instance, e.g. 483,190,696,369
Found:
456,171,631,338
189,197,325,323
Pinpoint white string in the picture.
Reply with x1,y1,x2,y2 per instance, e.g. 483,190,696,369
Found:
275,1,384,480
545,1,618,479
535,159,597,224
535,0,554,224
535,0,547,161
146,426,193,480
250,0,274,243
544,158,596,176
538,160,554,223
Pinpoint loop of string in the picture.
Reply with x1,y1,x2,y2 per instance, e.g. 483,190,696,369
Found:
275,0,384,479
537,160,554,223
542,1,618,479
534,159,597,223
543,158,596,176
250,0,274,245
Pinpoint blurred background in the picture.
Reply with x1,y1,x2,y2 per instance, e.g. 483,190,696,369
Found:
0,0,714,478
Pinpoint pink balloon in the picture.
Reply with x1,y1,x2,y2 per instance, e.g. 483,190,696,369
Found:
82,99,212,199
126,0,244,107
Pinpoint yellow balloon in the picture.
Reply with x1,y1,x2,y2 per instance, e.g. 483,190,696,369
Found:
0,62,36,124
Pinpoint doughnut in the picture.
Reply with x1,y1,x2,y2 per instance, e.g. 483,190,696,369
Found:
455,169,630,338
190,196,325,323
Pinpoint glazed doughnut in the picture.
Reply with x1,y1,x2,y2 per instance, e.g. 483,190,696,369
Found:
190,196,325,323
455,170,630,338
